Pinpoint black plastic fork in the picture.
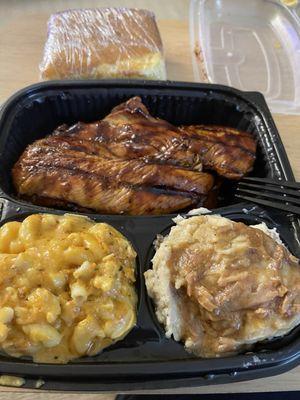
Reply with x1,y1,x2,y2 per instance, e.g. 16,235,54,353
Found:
236,177,300,215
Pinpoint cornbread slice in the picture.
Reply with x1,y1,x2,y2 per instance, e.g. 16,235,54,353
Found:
40,8,166,80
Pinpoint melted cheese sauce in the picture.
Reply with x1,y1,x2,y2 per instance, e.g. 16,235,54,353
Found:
0,214,136,363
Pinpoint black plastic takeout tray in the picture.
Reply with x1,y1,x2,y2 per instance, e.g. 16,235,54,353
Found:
0,80,299,391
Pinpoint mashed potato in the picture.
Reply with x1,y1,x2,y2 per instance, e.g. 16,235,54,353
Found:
145,214,300,357
0,214,136,363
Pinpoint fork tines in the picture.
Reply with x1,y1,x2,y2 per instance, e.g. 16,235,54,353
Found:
236,177,300,215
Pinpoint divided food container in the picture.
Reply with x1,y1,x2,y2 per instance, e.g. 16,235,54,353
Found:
0,80,299,391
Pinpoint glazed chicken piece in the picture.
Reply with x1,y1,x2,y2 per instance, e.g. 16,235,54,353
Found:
96,96,256,178
98,97,201,168
183,125,257,180
12,140,214,215
12,96,256,214
49,96,201,170
50,97,256,179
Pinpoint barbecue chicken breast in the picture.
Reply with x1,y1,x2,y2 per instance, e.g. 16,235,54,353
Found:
12,125,213,215
12,96,255,214
97,97,256,178
183,125,256,180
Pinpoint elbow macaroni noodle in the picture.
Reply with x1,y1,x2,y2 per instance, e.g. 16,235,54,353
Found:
0,214,137,363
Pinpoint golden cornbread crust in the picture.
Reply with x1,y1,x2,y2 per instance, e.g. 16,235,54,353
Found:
40,8,166,80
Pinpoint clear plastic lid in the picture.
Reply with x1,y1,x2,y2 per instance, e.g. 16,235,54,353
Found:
190,0,300,114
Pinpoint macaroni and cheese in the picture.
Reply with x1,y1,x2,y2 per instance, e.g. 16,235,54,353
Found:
0,214,137,363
